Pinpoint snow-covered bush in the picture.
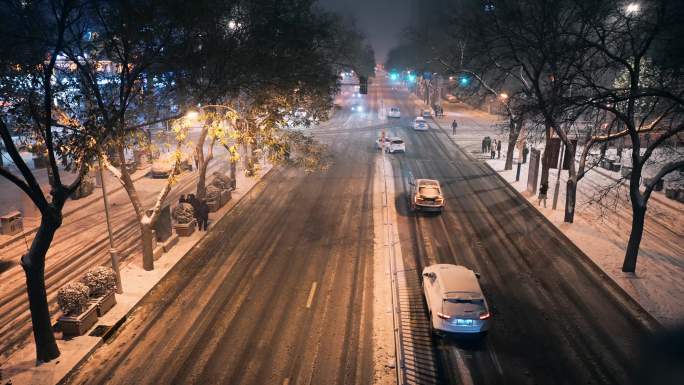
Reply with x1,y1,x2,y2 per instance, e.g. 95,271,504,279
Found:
57,282,90,316
172,202,195,224
81,266,117,297
206,185,221,202
211,172,231,190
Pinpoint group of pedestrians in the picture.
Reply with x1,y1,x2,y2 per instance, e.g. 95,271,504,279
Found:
481,137,502,159
179,194,210,231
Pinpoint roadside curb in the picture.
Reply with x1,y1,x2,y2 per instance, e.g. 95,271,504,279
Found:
0,166,151,250
429,116,662,333
5,166,274,385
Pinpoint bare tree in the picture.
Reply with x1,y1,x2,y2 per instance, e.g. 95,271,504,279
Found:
575,0,684,272
0,0,102,362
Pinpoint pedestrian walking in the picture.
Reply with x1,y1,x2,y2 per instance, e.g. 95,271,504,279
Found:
485,136,491,153
198,199,209,231
482,137,487,153
497,140,502,159
538,183,548,208
490,140,496,159
451,120,458,135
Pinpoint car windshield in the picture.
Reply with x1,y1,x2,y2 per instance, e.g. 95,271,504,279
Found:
391,140,403,144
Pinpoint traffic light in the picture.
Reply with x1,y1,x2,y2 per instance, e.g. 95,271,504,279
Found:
359,76,368,94
407,73,416,83
389,71,399,81
459,75,470,86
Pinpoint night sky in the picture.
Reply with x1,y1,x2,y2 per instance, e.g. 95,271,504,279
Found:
317,0,413,63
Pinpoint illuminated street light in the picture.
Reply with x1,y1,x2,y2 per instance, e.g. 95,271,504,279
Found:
185,110,200,120
499,93,508,100
625,2,640,15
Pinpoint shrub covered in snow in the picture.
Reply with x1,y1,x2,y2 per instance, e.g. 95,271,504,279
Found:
172,202,195,224
211,172,232,190
57,282,90,316
81,266,117,297
206,185,221,202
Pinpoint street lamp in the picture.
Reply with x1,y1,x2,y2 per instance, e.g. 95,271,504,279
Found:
499,93,508,100
625,2,640,15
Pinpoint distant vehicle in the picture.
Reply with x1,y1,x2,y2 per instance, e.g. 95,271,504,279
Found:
385,137,406,153
387,106,401,118
421,109,432,118
351,104,364,112
409,178,444,212
294,108,307,118
422,264,491,336
150,155,192,178
413,117,428,131
445,95,458,103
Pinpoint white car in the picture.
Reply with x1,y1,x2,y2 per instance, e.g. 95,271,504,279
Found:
375,136,390,150
422,264,491,336
352,104,364,112
384,137,405,153
409,178,444,212
413,117,428,131
387,106,401,118
445,95,458,103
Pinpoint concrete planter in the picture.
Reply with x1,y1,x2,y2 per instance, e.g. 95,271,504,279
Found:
220,190,232,206
59,302,98,337
664,188,677,199
207,199,221,213
174,219,196,237
677,190,684,204
89,291,117,317
610,163,622,172
621,165,632,178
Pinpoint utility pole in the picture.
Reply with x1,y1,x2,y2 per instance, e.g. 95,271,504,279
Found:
98,157,123,294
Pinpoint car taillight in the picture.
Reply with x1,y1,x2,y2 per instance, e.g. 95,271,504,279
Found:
437,312,451,320
479,311,491,320
435,197,444,203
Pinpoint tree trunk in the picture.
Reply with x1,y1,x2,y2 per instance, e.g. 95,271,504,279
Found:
564,178,577,223
196,162,208,200
540,126,552,187
140,221,154,271
504,140,516,170
230,160,237,189
22,213,61,363
622,203,646,273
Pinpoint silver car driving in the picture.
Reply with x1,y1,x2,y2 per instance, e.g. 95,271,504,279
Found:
422,264,491,336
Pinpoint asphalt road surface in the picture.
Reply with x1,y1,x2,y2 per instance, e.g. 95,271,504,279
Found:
379,80,656,385
64,79,656,385
63,85,379,385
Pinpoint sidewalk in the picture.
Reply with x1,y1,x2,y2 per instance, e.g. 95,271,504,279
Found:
0,161,272,385
0,144,251,361
415,93,684,327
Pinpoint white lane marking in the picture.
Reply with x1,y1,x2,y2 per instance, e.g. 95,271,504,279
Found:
452,347,475,385
306,281,318,309
488,342,504,376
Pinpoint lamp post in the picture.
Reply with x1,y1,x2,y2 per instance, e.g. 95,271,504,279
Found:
98,156,123,294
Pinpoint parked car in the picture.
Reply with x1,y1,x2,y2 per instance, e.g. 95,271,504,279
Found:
413,117,428,131
409,178,444,212
421,109,432,118
422,264,491,336
387,106,401,118
445,95,458,103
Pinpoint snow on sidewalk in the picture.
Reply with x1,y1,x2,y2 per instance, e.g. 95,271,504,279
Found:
0,162,272,385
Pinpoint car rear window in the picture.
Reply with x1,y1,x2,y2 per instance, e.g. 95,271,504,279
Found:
419,187,440,196
446,298,484,304
391,140,403,144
